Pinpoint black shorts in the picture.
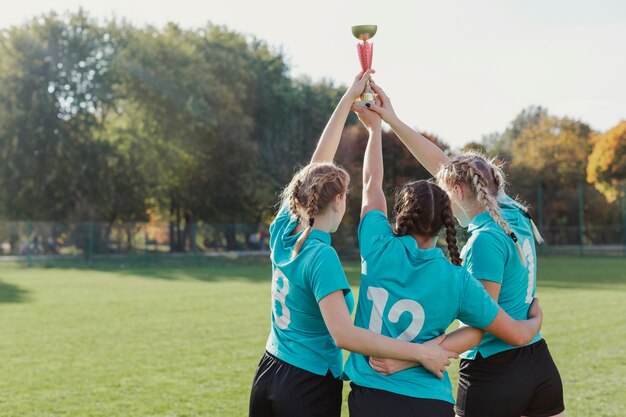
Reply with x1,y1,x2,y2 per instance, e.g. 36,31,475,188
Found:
348,382,454,417
249,351,343,417
456,339,565,417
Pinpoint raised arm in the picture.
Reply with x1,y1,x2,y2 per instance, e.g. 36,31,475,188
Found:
366,81,450,176
353,102,386,218
319,291,457,379
310,70,373,163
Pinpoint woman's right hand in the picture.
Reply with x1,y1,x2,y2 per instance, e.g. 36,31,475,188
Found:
415,335,458,379
345,69,375,102
366,80,399,124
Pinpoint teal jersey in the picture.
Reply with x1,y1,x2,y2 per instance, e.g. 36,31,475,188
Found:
460,196,542,360
343,210,499,404
265,205,354,378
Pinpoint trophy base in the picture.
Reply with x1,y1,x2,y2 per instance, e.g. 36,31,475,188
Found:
354,85,376,107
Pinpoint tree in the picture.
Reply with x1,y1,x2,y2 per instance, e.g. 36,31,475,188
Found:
587,121,626,202
0,11,123,221
509,115,592,190
462,141,488,154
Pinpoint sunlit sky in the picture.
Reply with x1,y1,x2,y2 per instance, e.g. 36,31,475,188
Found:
3,0,625,147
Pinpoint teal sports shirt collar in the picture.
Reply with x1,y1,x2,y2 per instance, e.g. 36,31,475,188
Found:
280,215,332,246
467,198,523,233
398,235,446,261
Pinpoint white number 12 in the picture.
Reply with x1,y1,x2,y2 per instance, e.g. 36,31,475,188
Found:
366,287,425,342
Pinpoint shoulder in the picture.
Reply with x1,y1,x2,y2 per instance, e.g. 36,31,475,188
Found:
467,229,509,252
441,260,469,284
306,243,343,273
359,210,392,234
314,243,341,262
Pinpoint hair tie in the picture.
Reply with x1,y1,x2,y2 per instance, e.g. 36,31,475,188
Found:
309,218,315,227
509,232,518,243
522,210,533,221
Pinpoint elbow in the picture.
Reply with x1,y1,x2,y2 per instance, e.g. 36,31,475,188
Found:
510,335,526,347
331,328,351,350
335,338,348,350
363,178,377,192
510,330,533,347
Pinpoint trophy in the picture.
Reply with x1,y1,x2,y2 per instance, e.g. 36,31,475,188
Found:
351,25,377,106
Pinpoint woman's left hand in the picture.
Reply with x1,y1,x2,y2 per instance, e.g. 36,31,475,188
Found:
369,356,417,376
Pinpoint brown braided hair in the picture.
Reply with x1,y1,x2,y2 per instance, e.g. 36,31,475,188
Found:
436,152,544,266
279,162,350,257
393,180,462,266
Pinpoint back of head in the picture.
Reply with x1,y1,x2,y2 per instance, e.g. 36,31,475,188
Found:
280,162,350,257
393,180,461,266
436,152,543,266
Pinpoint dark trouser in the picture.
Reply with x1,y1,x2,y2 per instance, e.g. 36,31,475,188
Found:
456,339,565,417
249,351,343,417
348,382,454,417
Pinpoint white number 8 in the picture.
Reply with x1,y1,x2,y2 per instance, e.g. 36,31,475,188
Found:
272,268,291,329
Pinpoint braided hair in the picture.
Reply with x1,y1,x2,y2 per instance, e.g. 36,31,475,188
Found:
393,180,462,266
279,162,350,257
437,152,544,266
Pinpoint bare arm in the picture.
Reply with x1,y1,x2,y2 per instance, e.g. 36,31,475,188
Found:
353,103,386,218
318,291,457,379
439,325,485,354
484,307,541,346
369,326,483,375
364,82,466,219
366,81,450,176
431,280,505,354
481,280,542,346
311,70,373,163
431,281,541,353
369,294,543,376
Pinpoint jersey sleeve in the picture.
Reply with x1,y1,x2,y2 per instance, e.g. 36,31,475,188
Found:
458,270,500,329
309,246,351,303
358,210,395,258
463,232,507,283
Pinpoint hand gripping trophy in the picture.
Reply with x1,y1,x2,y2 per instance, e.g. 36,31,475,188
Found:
351,25,377,106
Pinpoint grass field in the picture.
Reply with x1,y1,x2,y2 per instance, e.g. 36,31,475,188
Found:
0,257,625,417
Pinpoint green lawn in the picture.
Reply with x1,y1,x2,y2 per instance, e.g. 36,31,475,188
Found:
0,257,624,417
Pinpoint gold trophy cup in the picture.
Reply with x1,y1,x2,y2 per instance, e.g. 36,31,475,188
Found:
351,25,377,106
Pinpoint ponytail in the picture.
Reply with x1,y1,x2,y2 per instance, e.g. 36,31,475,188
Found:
393,180,462,266
441,196,462,266
469,166,527,267
279,163,349,259
508,198,545,244
292,218,314,258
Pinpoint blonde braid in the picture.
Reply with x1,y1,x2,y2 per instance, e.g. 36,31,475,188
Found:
506,198,545,244
468,165,527,266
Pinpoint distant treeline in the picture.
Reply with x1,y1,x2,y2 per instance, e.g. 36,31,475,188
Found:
0,11,623,251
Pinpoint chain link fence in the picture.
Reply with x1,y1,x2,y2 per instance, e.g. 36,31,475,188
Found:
0,182,624,267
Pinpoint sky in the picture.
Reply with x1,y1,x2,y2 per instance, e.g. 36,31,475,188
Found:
2,0,625,147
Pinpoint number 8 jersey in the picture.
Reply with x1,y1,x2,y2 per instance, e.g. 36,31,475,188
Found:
343,210,499,404
265,206,354,378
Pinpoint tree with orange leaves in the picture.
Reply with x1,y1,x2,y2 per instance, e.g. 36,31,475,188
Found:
587,121,626,202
